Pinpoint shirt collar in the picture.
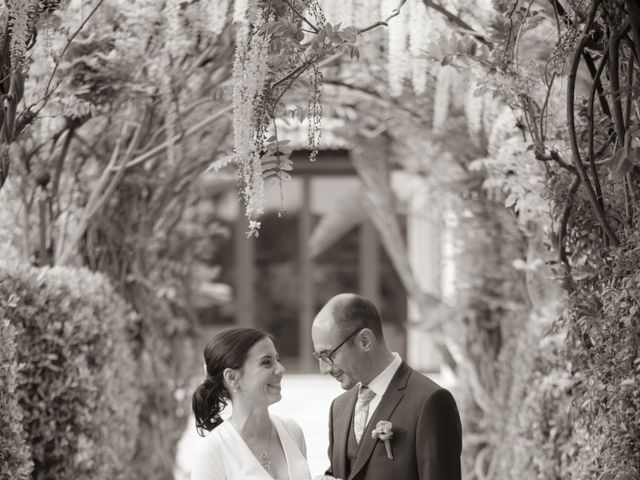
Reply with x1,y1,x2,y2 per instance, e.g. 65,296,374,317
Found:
364,352,402,397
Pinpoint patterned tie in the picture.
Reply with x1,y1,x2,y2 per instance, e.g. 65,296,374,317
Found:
354,385,376,443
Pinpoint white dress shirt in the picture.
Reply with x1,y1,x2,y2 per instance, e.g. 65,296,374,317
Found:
360,352,402,425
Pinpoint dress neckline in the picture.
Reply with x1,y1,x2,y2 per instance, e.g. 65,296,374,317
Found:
225,415,290,480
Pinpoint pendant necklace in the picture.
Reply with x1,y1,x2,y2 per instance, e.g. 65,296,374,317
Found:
259,420,273,472
231,417,273,472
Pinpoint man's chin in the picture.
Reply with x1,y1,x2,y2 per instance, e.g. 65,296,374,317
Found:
336,374,357,390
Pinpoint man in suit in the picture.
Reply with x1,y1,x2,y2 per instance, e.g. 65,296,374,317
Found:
311,293,462,480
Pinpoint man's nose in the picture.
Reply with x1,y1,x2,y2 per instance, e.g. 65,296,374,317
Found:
318,360,332,375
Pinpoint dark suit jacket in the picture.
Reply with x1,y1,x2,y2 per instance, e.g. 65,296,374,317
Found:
326,362,462,480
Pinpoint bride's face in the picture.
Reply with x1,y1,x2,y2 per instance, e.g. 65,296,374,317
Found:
236,337,285,405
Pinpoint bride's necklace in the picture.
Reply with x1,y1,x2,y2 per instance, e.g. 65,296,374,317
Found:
259,421,273,472
232,417,273,472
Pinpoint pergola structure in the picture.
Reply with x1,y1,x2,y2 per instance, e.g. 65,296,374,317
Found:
232,149,390,371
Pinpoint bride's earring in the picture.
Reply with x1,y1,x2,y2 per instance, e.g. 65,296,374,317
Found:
223,369,240,394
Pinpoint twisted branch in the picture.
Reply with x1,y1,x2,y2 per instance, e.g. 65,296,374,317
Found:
558,174,580,290
566,0,619,246
626,0,640,62
582,52,613,119
586,51,609,209
608,25,629,144
359,0,407,34
423,0,492,48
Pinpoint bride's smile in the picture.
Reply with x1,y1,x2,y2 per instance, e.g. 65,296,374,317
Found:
192,328,311,480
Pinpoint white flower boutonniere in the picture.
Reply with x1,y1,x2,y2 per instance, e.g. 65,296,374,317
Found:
371,420,394,459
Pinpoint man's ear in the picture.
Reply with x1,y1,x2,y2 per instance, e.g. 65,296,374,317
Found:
358,329,374,352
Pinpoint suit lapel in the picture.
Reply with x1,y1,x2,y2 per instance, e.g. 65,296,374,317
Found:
349,363,412,480
334,388,358,479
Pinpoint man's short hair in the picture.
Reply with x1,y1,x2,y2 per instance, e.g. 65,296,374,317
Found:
330,294,384,339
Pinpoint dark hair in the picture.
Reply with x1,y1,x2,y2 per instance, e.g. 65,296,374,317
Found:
331,294,384,339
192,327,270,436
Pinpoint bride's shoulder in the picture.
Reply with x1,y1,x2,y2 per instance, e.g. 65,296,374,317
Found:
271,415,307,456
271,415,302,433
272,415,305,439
194,422,232,450
271,414,300,429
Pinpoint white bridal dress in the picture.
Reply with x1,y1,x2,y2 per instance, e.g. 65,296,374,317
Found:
190,415,312,480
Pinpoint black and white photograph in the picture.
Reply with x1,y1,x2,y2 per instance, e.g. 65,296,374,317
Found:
1,0,639,479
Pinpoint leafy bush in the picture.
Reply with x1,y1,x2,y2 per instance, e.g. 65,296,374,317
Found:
488,233,640,480
491,316,576,480
558,234,640,480
0,319,32,480
0,259,141,479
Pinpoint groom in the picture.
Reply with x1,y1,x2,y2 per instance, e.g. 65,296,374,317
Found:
311,293,462,480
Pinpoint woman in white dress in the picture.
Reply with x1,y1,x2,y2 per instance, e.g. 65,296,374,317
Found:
191,327,312,480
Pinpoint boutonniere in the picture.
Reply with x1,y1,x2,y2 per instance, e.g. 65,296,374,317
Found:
371,420,394,459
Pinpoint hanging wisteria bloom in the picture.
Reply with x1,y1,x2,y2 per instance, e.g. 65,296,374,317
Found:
206,0,231,37
165,0,189,60
9,0,36,72
382,0,410,96
232,0,272,235
407,0,429,95
233,0,250,39
432,65,457,131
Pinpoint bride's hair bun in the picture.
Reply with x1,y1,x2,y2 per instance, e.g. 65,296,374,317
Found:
192,327,270,436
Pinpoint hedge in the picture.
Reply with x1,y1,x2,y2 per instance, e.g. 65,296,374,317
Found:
559,235,640,480
0,319,32,479
487,236,640,480
0,259,141,479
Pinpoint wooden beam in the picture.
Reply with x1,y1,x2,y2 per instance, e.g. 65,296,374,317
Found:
291,150,355,176
234,215,255,327
359,220,380,307
298,176,314,370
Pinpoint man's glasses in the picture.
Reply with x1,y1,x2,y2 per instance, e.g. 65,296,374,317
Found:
312,329,362,365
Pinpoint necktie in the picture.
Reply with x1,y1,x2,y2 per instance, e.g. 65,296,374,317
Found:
354,385,376,443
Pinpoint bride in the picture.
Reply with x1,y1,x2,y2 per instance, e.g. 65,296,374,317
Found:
191,327,312,480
